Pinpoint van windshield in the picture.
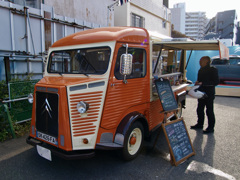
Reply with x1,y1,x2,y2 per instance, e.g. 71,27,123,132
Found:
48,47,111,75
211,59,229,65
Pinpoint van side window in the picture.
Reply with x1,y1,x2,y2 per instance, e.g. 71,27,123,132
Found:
229,58,240,65
114,47,146,79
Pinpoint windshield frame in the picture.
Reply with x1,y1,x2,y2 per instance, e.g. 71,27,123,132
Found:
47,46,111,75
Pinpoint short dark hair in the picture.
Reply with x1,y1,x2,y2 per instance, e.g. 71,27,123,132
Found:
201,56,211,65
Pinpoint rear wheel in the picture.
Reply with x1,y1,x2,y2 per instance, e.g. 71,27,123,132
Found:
122,122,144,161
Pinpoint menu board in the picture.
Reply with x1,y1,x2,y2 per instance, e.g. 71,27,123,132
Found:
162,118,195,166
155,78,178,111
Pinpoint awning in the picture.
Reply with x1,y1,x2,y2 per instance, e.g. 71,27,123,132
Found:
153,40,229,60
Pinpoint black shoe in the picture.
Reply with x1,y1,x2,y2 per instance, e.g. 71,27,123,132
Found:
203,129,214,134
190,124,203,129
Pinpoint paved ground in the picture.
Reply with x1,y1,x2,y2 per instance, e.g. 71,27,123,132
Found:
0,95,239,180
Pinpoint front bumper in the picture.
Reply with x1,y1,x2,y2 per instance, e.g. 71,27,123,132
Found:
26,136,95,160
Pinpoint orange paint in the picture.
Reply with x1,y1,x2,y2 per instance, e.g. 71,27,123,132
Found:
28,27,187,159
130,137,137,145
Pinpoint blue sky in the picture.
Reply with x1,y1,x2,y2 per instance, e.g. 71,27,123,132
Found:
169,0,240,19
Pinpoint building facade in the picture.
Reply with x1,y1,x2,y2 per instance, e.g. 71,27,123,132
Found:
185,12,208,40
236,22,240,45
0,0,115,81
0,0,172,81
171,3,208,40
204,10,238,45
170,3,185,34
10,0,115,27
114,0,171,37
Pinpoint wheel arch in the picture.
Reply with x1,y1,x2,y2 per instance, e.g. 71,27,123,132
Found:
114,111,149,146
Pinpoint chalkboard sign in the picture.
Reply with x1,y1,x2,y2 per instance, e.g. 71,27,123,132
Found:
155,78,178,111
162,118,195,166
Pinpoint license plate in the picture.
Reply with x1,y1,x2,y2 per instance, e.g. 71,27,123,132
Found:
37,145,52,161
37,131,58,145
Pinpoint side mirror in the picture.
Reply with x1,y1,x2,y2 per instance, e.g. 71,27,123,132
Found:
120,54,133,75
119,44,133,84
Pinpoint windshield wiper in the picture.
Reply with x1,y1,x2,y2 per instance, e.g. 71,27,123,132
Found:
83,73,89,77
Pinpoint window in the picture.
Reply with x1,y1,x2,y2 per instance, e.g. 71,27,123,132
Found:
229,58,240,65
152,46,180,76
114,47,146,80
11,0,41,9
162,21,166,29
211,59,228,65
131,13,145,28
48,47,111,75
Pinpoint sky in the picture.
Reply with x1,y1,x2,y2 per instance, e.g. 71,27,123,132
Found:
169,0,240,19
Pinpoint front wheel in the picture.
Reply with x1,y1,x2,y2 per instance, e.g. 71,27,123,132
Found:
122,122,144,161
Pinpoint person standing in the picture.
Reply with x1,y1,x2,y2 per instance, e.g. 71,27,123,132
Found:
190,56,219,134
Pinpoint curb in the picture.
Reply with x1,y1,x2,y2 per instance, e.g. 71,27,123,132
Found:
0,134,32,161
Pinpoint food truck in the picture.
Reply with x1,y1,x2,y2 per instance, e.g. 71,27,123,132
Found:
26,27,228,161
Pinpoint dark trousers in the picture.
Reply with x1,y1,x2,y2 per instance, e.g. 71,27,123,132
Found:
197,96,215,130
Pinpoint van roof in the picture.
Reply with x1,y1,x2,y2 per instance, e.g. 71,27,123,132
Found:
51,27,149,48
212,55,240,60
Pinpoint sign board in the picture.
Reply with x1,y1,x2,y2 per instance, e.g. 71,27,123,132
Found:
162,118,195,166
155,78,178,111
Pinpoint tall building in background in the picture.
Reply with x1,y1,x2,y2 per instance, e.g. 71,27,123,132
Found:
236,21,240,45
171,3,207,40
170,3,185,34
185,12,208,40
205,10,238,45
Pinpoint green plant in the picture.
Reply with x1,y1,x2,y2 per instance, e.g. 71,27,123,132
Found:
0,75,37,142
0,80,8,100
13,121,31,137
0,128,9,142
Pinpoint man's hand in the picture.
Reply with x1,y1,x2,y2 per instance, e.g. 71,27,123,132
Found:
195,81,202,85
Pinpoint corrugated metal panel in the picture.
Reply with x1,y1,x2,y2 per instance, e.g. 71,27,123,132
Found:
69,91,103,137
101,78,150,129
149,99,164,130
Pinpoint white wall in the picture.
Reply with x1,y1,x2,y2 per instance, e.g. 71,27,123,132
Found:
0,1,105,81
114,3,129,27
44,0,115,27
114,0,171,36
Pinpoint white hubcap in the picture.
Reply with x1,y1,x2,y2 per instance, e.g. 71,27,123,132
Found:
127,128,142,155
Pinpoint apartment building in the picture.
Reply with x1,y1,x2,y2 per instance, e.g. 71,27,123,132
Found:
185,12,208,40
205,10,238,45
114,0,171,37
171,3,208,40
170,3,185,34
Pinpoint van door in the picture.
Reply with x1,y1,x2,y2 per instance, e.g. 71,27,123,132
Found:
101,44,150,130
228,58,240,81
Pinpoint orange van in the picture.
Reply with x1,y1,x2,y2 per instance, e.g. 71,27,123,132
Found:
26,27,188,161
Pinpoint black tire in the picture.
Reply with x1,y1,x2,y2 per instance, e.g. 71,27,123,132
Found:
122,121,144,161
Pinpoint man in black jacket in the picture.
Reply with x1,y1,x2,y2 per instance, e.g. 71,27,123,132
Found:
190,56,219,133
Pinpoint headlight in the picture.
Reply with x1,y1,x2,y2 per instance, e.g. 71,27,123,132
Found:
28,93,33,103
77,101,89,114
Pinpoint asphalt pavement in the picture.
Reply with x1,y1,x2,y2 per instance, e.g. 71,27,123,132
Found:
0,95,239,180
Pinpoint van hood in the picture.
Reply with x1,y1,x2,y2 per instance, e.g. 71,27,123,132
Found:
37,76,103,87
